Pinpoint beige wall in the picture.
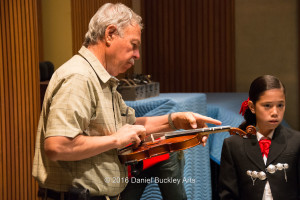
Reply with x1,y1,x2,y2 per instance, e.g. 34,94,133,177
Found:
235,0,299,129
42,0,72,69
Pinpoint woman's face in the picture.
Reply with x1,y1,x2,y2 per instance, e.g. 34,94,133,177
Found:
249,88,285,135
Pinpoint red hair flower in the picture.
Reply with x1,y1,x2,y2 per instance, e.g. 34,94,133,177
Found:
239,98,249,116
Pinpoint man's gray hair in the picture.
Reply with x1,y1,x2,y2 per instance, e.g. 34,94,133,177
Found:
83,3,143,47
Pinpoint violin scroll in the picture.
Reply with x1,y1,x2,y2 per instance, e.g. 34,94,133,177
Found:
229,125,256,138
245,125,257,136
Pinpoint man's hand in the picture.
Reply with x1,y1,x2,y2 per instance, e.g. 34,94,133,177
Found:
112,124,146,148
171,112,222,146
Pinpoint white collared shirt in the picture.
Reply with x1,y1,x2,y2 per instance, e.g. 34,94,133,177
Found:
256,131,274,200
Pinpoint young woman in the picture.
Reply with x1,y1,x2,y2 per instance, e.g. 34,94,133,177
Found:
219,75,300,200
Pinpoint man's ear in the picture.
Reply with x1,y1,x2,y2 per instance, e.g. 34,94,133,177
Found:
248,100,255,114
105,25,118,47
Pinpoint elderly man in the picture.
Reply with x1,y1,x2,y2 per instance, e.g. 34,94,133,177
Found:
32,3,221,200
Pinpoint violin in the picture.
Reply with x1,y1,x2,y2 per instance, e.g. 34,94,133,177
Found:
118,125,256,165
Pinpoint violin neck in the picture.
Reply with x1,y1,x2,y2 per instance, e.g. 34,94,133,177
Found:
164,126,231,139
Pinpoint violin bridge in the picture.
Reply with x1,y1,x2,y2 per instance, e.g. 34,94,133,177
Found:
151,134,155,142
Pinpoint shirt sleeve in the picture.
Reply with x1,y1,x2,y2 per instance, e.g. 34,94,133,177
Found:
45,74,93,138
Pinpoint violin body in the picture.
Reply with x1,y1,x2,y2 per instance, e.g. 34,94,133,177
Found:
119,134,202,164
118,125,256,165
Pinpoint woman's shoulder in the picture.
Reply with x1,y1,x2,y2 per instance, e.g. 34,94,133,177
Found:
276,124,300,140
277,124,300,134
224,134,245,144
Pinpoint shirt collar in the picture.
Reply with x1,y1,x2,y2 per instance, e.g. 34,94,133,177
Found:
256,130,274,141
109,76,120,92
78,46,113,84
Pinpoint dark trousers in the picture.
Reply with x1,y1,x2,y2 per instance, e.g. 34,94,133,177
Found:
38,187,119,200
120,151,187,200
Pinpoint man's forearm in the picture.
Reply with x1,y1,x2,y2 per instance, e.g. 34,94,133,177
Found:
44,135,119,161
135,115,172,135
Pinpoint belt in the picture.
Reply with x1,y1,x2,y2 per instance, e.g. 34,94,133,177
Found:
38,187,119,200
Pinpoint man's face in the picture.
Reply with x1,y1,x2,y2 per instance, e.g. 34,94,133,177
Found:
251,88,285,135
106,23,141,76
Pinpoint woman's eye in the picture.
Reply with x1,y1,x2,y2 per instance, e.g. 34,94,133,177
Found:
278,103,285,108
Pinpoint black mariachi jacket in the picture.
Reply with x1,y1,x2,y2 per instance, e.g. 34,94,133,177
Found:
219,125,300,200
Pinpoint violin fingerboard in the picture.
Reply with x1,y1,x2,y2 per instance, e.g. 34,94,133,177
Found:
165,126,231,138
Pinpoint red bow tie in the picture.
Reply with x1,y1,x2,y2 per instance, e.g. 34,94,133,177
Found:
259,138,271,157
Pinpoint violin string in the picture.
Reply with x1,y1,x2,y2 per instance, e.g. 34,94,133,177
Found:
118,143,134,152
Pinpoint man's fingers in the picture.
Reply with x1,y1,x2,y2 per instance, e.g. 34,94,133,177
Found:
138,131,146,141
117,124,147,148
201,135,208,147
186,112,197,129
193,113,222,126
202,135,208,143
134,137,141,148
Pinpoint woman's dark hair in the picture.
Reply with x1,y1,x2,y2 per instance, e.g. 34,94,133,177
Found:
239,75,285,130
